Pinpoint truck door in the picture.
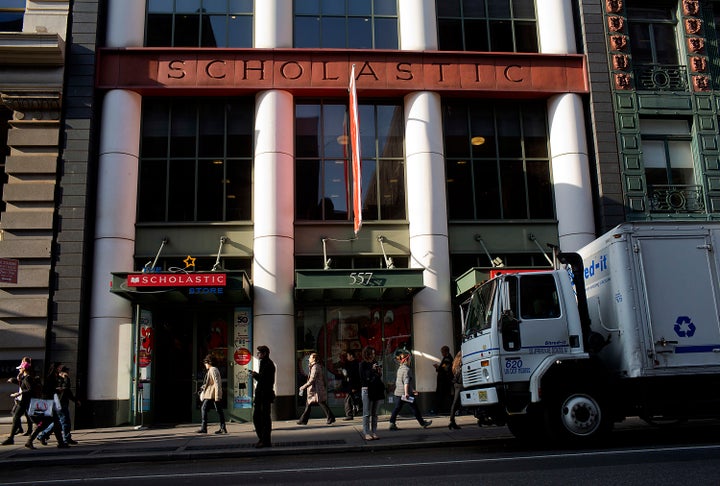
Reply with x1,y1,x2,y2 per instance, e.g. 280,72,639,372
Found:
636,234,720,368
499,274,572,383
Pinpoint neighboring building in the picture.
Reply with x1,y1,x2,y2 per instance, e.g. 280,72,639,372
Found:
3,0,644,428
0,0,72,412
591,0,720,224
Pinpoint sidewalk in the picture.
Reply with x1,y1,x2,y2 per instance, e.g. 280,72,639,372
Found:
0,414,512,466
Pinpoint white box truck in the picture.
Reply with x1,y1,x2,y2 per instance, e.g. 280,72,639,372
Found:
460,222,720,443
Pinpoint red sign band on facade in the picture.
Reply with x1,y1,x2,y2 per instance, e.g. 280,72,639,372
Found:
127,273,227,287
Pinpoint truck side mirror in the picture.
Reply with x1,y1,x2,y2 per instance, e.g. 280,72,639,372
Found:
500,310,521,351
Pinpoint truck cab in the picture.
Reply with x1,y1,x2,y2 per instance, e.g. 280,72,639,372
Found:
460,265,610,441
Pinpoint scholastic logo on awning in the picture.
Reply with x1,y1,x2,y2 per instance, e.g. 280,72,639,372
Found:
127,273,227,287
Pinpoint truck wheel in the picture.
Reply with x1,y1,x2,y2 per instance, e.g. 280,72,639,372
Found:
546,389,611,443
507,414,541,442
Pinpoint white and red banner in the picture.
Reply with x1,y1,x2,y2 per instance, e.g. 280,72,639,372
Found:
127,273,227,287
349,64,362,235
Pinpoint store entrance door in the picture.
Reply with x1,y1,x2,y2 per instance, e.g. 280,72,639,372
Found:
143,307,238,425
152,308,194,424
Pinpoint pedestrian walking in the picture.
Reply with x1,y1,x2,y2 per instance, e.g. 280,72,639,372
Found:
25,366,67,450
6,356,33,437
297,353,336,425
2,360,33,445
341,351,361,420
388,349,432,430
448,352,463,430
196,354,227,434
251,345,275,448
37,364,80,445
359,346,384,440
432,345,453,414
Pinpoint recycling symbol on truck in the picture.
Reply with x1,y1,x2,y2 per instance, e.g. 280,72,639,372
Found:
673,316,696,337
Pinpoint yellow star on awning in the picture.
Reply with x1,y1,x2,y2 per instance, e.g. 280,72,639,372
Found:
183,255,196,269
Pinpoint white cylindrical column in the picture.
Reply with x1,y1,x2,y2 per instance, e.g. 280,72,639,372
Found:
252,90,295,402
106,0,146,48
536,0,577,54
254,0,293,48
398,0,437,50
538,0,595,250
548,94,595,251
88,89,142,401
405,91,454,392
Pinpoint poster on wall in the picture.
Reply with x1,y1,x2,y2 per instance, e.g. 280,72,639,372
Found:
138,309,153,412
233,308,253,409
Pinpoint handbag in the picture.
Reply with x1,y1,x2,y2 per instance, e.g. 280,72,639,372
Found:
28,398,54,417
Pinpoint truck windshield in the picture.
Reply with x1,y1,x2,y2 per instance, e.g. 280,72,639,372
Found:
464,279,497,336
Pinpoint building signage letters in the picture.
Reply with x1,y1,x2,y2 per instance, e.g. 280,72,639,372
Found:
127,273,227,287
97,49,587,96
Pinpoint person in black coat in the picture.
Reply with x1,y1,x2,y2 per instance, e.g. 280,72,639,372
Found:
251,345,276,449
2,360,33,446
359,346,384,440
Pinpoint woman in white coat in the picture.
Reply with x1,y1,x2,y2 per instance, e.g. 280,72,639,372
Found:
197,355,227,434
297,353,336,425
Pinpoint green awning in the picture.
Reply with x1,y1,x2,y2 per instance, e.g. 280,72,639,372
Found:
295,268,425,302
110,271,252,305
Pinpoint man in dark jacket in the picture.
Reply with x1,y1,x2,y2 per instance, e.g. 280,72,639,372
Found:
251,345,276,448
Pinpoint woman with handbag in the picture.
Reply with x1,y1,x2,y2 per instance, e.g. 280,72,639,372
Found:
197,354,227,434
297,353,336,425
359,346,384,440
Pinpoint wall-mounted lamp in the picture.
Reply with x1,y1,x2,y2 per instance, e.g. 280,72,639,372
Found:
322,238,332,270
474,234,503,268
528,233,554,267
211,236,228,271
144,237,169,272
377,235,395,269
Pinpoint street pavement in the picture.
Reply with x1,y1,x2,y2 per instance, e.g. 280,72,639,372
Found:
0,413,513,466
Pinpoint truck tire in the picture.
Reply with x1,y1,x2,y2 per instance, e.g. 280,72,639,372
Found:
506,412,543,443
545,389,611,443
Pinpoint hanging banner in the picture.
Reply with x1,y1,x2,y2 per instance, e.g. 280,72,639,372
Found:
349,64,362,235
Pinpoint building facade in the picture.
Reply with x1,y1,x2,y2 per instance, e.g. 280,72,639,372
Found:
9,0,698,428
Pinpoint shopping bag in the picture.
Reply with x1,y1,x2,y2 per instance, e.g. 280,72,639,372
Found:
28,398,54,417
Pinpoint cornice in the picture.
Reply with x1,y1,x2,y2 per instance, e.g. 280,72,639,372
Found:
0,32,65,66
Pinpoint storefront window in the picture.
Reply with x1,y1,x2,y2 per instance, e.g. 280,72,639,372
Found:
138,98,253,223
295,101,406,222
294,0,398,48
443,100,553,220
295,304,411,411
437,0,537,52
146,0,253,47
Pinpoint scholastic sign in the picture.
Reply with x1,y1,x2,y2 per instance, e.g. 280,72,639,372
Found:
127,273,227,287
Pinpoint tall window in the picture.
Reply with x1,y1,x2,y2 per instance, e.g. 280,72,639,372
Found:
627,4,679,65
294,0,398,48
295,101,405,223
437,0,537,52
627,4,685,90
0,0,24,32
146,0,253,47
444,101,553,220
641,119,695,187
138,98,253,223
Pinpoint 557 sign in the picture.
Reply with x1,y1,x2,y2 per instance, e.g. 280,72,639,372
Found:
349,272,374,286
